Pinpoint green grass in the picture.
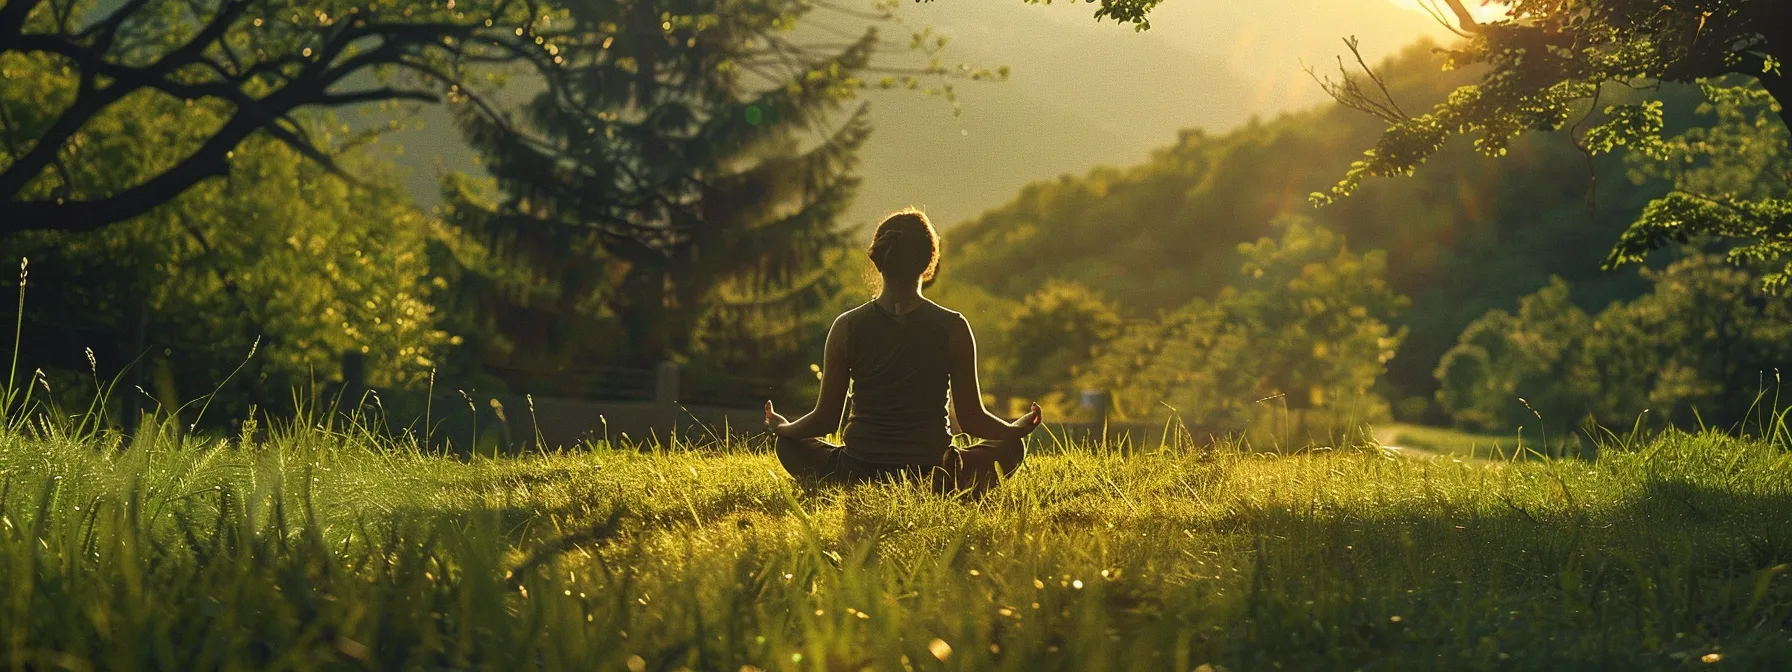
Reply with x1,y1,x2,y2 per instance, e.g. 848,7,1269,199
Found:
2,413,1791,670
1377,422,1585,461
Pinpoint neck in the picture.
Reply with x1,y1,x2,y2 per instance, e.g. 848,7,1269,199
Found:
876,276,924,308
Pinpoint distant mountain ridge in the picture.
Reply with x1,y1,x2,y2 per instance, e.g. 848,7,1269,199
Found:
849,0,1457,229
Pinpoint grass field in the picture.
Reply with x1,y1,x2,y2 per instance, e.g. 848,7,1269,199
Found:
1375,422,1581,461
2,415,1791,670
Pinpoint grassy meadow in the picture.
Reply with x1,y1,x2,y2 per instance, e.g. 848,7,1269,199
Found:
1,412,1791,671
1376,423,1584,461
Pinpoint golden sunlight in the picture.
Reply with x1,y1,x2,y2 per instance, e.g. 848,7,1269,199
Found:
1386,0,1511,23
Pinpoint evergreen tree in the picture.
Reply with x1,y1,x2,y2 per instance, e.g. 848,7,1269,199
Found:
446,0,875,376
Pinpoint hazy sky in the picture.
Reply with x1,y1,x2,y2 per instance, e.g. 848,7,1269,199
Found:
375,1,1478,232
839,0,1476,229
1385,0,1509,23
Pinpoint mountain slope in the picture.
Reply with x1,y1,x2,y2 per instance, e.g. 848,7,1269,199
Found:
942,41,1678,402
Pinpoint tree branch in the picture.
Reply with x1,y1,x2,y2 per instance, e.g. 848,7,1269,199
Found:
78,0,155,53
0,67,123,202
1307,37,1409,124
155,0,252,70
3,111,260,233
2,0,572,233
1439,0,1481,34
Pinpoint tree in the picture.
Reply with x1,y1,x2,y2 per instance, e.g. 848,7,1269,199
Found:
1572,254,1792,428
1436,255,1792,435
1304,0,1792,287
2,128,450,426
1433,276,1590,432
1227,218,1409,412
1,0,559,233
1075,296,1239,426
939,42,1674,404
1078,221,1407,438
446,0,881,369
992,279,1121,414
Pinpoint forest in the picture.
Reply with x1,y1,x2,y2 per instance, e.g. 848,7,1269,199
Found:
945,41,1792,442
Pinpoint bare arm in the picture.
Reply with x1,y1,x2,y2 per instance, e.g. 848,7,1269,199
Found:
947,314,1042,441
766,315,850,439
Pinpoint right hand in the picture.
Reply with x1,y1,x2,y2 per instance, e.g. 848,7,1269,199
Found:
1008,402,1043,438
764,400,792,437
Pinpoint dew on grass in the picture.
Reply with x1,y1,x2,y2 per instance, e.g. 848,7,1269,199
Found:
928,638,952,661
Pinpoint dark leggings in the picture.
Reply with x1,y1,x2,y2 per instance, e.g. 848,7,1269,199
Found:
775,436,1026,493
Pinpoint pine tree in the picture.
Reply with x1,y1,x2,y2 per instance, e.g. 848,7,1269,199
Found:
447,0,875,376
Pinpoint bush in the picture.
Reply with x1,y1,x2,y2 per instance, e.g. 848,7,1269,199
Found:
1436,254,1792,436
1079,220,1407,445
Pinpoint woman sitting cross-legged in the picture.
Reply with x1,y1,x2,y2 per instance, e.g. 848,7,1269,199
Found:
764,208,1043,493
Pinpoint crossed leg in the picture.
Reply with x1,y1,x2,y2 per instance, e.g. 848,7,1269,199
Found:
775,435,844,482
939,438,1026,494
774,435,1026,493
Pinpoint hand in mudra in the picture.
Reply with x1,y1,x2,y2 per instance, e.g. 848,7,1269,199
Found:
764,400,792,437
1010,402,1044,438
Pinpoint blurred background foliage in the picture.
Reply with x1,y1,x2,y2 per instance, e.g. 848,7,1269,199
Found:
2,0,1790,447
943,40,1792,441
1,131,450,424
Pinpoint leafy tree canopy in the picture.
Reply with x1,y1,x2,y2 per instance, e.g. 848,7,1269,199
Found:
988,279,1121,414
2,124,448,425
1,0,561,232
1436,254,1792,435
1307,0,1792,287
943,43,1664,402
1077,220,1406,435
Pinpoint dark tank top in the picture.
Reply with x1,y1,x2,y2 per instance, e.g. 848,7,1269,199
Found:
841,300,957,465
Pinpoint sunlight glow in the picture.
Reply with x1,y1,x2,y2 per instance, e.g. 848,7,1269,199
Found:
1385,0,1510,24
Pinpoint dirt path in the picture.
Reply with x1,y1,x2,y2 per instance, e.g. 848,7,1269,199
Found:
1372,426,1444,460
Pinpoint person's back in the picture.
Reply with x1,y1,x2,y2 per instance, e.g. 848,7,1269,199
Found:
763,208,1042,492
838,300,956,464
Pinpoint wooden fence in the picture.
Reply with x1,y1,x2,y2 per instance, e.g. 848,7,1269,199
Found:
349,359,1230,453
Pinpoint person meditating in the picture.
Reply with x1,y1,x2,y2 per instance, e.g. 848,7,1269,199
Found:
763,208,1042,492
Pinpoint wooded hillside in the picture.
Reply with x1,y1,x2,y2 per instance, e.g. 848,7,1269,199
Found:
943,41,1688,405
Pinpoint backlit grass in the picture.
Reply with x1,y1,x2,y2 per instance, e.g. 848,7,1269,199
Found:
1,414,1790,670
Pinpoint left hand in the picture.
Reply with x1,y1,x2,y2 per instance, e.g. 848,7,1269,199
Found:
764,400,792,437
